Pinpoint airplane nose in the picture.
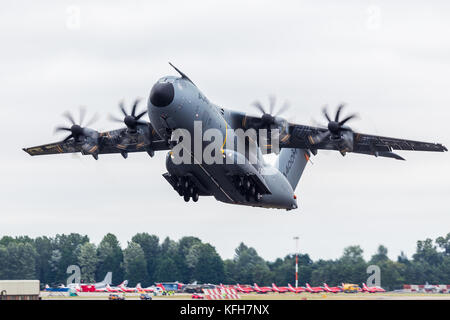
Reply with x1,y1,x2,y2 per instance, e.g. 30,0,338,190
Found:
150,82,174,107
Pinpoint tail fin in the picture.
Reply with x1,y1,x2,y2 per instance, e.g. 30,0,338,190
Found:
276,148,309,190
157,283,166,291
102,272,112,285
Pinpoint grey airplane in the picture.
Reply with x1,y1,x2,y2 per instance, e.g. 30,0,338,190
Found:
23,63,447,211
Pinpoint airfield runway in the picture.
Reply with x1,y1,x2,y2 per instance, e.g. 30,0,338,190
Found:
39,292,450,300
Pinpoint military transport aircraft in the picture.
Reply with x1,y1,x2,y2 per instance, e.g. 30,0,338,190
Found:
23,63,447,211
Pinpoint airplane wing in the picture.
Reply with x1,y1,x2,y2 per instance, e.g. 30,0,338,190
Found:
23,123,170,159
234,109,447,159
282,123,447,160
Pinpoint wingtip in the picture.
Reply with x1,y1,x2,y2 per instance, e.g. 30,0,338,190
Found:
22,148,32,156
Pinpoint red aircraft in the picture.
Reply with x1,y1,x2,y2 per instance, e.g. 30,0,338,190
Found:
106,284,121,293
235,284,253,293
271,283,289,293
287,283,306,293
136,283,155,293
323,283,342,293
305,283,324,293
253,283,272,294
362,283,385,293
118,281,137,293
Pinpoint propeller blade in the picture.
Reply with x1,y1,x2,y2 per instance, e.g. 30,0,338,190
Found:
274,101,290,117
253,101,266,115
131,99,140,117
338,114,357,126
136,120,148,126
269,95,276,115
135,110,147,120
63,111,76,125
55,126,71,133
79,106,86,126
108,114,124,123
322,107,332,123
335,104,345,122
119,101,127,117
62,134,74,142
85,112,99,127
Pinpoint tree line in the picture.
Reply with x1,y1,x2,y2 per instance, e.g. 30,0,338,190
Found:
0,232,449,290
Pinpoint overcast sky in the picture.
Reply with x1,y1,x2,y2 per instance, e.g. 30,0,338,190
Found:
1,0,449,264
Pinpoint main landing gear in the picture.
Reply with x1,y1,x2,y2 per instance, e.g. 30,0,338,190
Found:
175,177,199,202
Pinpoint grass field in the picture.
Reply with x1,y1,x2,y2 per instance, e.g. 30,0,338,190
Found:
40,291,450,300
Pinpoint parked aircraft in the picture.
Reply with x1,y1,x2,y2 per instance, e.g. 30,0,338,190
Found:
118,280,137,293
271,283,289,293
65,272,112,293
136,283,156,293
235,284,253,293
323,283,342,293
287,283,306,293
253,283,272,294
306,283,324,293
44,284,70,292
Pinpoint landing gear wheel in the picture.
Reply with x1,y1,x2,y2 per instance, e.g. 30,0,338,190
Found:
184,195,190,202
250,185,256,196
245,193,250,202
238,177,243,189
192,191,199,202
244,178,251,190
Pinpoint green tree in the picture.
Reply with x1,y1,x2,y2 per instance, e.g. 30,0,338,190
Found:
436,233,450,256
96,233,124,284
123,242,148,287
370,245,389,265
78,242,98,283
52,233,89,284
154,256,180,282
131,233,160,285
5,242,37,279
336,245,367,284
188,243,225,284
34,236,54,285
0,245,9,279
413,238,442,265
231,242,272,285
177,236,202,282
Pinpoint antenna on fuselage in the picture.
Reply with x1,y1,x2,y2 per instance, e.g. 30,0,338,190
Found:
168,62,196,86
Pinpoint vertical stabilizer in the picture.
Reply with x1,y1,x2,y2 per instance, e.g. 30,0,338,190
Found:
102,272,112,285
275,148,309,190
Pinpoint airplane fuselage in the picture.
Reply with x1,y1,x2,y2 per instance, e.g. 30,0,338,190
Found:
147,75,297,210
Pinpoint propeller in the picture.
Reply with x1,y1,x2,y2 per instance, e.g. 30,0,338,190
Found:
252,95,290,130
54,107,99,142
309,104,358,145
109,98,147,132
